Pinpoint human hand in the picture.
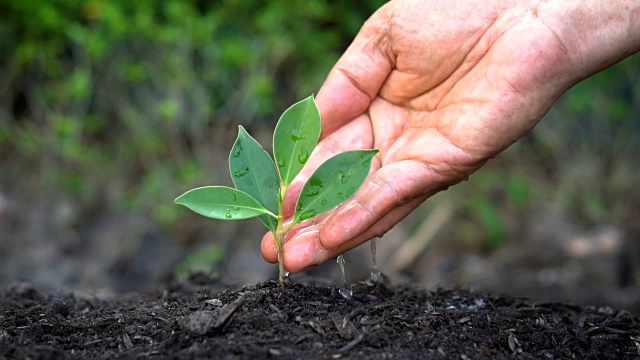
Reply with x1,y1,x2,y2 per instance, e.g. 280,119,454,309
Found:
261,0,640,272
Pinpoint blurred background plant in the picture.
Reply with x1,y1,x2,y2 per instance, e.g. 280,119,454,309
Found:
1,0,639,310
0,0,386,293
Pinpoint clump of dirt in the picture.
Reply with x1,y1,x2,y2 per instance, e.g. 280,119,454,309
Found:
1,275,639,359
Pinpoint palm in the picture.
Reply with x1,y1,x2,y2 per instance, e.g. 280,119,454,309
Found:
262,0,574,271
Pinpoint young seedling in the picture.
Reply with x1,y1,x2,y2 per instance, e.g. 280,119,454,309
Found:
175,96,378,285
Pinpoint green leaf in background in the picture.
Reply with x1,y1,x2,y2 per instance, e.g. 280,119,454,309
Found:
273,95,321,187
294,149,378,223
174,186,274,220
229,126,280,231
474,200,507,249
173,243,225,280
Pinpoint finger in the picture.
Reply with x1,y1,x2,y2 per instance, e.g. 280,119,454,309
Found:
315,4,395,138
264,159,439,267
260,210,333,264
261,231,278,263
319,160,449,250
282,194,430,272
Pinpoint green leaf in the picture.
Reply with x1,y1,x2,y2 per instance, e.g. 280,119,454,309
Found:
173,243,225,280
175,186,274,220
229,126,280,231
294,149,378,223
273,95,321,187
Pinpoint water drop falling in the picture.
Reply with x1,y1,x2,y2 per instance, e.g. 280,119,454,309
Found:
336,254,352,300
370,238,381,283
339,287,353,300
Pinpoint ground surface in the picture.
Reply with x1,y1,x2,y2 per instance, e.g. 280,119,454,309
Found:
1,275,640,359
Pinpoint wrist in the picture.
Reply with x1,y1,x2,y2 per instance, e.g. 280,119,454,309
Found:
536,0,640,82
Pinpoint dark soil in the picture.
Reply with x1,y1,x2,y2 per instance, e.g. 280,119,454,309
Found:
1,275,639,359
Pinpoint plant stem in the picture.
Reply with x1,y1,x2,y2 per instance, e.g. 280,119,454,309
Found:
274,186,287,286
274,228,285,285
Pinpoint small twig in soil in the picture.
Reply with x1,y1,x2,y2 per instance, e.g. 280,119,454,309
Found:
293,333,315,345
343,308,365,328
122,333,134,349
507,332,523,354
585,325,629,336
631,335,640,355
215,295,244,328
337,333,364,353
302,320,325,335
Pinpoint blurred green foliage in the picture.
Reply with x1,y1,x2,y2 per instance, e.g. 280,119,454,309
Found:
448,54,640,252
531,55,640,227
0,0,638,256
173,243,225,280
0,0,385,230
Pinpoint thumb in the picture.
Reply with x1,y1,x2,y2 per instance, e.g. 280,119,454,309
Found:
315,3,395,138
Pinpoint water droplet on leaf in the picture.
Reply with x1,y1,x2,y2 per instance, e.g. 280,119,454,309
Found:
305,188,320,197
297,149,309,164
305,178,323,197
225,208,232,219
299,209,316,221
232,142,242,157
339,172,348,184
290,129,305,141
233,167,249,177
321,199,327,205
277,159,286,169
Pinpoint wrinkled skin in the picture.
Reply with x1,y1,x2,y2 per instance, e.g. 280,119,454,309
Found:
261,0,639,271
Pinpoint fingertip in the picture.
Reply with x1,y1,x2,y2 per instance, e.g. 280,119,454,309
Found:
319,200,370,250
260,231,279,263
282,229,325,272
